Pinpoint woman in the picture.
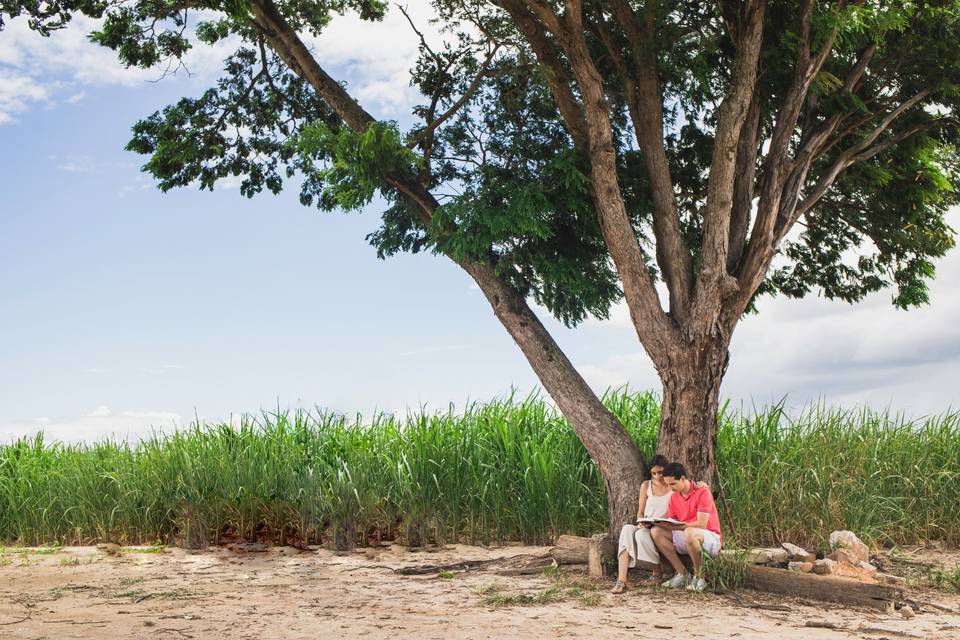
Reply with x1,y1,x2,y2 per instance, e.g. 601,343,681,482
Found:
610,456,707,593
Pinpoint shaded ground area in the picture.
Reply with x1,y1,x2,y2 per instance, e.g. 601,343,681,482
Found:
1,544,958,639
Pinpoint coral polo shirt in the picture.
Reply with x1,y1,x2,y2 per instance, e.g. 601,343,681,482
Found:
666,483,722,543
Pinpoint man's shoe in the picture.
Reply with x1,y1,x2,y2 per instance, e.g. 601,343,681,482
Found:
661,573,688,588
686,576,707,592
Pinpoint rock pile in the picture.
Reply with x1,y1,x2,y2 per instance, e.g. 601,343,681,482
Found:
780,530,879,582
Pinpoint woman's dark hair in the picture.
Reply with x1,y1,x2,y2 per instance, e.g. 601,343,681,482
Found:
647,454,670,479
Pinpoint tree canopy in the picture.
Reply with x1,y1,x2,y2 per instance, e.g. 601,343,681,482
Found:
6,0,956,327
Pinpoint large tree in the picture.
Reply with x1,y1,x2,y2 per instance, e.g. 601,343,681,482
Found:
4,0,958,532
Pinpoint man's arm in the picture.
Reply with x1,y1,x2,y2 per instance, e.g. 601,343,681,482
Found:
684,512,711,530
684,488,716,530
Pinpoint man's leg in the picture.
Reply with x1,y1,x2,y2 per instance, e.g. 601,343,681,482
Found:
684,528,706,576
652,526,685,575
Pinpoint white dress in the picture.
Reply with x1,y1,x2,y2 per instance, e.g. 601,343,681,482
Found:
617,481,672,566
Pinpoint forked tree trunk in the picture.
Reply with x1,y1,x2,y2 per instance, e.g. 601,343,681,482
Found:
656,344,730,484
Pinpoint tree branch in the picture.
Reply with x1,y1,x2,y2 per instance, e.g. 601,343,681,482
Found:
497,0,588,151
788,118,951,230
695,0,766,314
504,0,677,353
408,43,500,148
735,0,847,306
727,93,761,274
248,0,643,489
606,0,694,322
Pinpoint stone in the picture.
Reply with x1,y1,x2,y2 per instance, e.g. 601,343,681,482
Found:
781,542,817,563
828,530,870,564
96,543,122,556
900,605,915,619
828,548,860,565
746,547,789,565
812,558,837,575
876,572,907,585
788,561,814,573
832,563,878,583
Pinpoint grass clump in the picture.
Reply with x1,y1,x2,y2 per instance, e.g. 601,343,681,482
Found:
929,566,960,592
478,566,606,608
703,550,750,591
480,585,564,607
0,389,957,550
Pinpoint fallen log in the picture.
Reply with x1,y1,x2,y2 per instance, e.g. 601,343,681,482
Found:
394,553,551,576
549,535,590,565
744,565,904,611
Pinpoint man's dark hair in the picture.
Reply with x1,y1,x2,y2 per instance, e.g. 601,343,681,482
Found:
662,462,686,480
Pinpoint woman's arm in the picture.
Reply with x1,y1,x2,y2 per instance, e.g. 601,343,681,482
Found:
636,480,649,521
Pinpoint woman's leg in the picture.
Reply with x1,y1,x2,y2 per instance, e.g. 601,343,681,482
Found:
612,524,639,592
635,527,661,583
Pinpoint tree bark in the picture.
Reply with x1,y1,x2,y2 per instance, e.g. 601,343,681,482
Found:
655,343,730,484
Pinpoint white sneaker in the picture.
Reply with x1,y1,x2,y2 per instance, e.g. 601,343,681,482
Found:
686,576,707,592
662,573,689,588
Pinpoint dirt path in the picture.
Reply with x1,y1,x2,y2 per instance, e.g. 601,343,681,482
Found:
1,544,957,639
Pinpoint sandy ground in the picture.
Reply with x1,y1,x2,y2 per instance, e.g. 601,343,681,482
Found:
1,544,958,639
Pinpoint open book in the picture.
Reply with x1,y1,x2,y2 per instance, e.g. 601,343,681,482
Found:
636,517,684,526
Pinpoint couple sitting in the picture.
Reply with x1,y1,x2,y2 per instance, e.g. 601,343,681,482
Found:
611,455,722,593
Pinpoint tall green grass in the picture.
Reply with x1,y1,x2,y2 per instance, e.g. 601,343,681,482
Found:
0,390,957,549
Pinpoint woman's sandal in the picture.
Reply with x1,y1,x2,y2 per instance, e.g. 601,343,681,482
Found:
610,580,627,594
639,574,661,587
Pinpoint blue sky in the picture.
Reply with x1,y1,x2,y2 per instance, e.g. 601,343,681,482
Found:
1,4,958,442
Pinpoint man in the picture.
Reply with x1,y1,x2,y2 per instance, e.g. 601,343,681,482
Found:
651,462,722,592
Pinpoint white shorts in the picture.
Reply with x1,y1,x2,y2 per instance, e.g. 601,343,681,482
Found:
672,528,721,557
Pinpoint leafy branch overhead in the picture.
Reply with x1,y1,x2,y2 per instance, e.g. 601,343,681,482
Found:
4,0,958,325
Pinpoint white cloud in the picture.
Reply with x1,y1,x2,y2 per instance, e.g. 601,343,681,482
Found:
0,68,50,123
0,409,186,444
0,13,236,124
55,154,95,173
0,3,444,125
302,0,449,117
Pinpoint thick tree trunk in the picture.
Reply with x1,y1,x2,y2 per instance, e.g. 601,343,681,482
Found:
656,344,729,484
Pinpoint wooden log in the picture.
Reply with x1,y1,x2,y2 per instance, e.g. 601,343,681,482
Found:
744,565,904,611
588,533,615,577
395,553,549,575
550,535,590,565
